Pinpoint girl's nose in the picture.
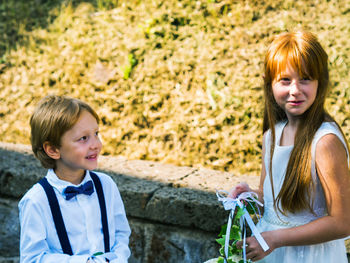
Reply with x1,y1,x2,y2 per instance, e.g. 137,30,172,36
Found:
289,81,301,96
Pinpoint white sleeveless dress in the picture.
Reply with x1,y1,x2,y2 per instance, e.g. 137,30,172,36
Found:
256,121,349,263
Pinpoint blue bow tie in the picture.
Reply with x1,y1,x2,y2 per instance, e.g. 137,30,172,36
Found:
64,181,94,200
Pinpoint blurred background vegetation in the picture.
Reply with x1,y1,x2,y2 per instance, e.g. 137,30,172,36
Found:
1,0,349,176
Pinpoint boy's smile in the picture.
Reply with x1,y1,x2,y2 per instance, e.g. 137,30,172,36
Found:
54,110,102,184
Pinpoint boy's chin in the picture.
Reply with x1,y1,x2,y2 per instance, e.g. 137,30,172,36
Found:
84,162,98,171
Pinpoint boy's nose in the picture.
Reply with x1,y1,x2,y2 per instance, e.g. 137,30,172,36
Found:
91,136,102,149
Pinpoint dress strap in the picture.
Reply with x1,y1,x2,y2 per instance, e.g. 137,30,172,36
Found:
38,177,73,255
90,172,110,253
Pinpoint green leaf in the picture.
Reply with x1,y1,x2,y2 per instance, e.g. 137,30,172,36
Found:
218,257,225,263
218,224,228,237
230,225,241,240
227,246,233,257
231,240,241,254
128,53,138,67
216,236,226,246
236,207,245,219
245,201,258,215
122,65,132,80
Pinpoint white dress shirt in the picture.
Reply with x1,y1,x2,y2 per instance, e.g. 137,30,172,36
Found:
19,169,131,263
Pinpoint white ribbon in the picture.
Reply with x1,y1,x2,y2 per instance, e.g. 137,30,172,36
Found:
216,190,269,263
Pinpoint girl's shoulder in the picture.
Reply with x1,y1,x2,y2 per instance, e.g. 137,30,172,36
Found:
314,122,345,143
313,121,349,163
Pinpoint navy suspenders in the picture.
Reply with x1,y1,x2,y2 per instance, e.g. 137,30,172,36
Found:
90,172,110,253
39,171,110,255
39,177,73,255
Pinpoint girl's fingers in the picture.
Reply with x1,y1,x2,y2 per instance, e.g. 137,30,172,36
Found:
228,182,250,198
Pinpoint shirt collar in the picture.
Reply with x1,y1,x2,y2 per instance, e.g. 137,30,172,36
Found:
46,169,92,195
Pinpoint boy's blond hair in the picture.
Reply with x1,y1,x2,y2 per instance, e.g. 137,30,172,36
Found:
30,95,100,169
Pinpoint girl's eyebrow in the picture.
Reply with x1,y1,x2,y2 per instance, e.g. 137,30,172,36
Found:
276,73,290,79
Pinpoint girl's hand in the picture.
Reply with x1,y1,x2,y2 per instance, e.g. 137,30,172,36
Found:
236,231,277,261
228,182,251,198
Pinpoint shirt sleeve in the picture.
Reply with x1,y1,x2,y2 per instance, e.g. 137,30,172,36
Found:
18,189,90,263
106,178,131,263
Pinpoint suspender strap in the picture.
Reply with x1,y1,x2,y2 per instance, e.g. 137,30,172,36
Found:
39,172,110,255
90,172,110,253
38,178,73,255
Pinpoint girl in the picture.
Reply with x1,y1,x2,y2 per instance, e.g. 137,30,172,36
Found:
229,31,350,262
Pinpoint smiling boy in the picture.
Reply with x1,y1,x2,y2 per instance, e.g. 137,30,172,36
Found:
19,95,131,263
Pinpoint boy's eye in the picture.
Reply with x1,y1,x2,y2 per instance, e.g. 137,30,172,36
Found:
79,136,88,141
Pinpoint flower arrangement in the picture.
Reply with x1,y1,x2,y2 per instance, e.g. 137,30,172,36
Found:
204,191,266,263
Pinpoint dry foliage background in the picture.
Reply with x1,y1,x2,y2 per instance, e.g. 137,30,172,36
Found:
1,0,349,176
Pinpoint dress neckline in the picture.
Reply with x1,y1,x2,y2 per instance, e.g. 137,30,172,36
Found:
276,121,294,148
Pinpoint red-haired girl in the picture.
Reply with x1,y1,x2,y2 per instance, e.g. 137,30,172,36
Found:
230,31,350,262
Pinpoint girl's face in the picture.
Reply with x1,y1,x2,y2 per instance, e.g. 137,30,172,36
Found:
272,63,318,121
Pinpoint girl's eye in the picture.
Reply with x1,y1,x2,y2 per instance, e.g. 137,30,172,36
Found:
300,77,311,84
95,131,99,137
280,78,291,84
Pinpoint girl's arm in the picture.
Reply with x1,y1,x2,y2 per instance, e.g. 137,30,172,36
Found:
240,134,350,261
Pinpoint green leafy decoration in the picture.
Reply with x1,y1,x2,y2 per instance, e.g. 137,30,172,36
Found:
214,199,260,263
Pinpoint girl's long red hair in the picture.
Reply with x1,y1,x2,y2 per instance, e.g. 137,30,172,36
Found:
263,31,339,214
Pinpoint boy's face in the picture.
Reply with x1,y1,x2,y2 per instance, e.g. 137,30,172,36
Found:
55,110,102,178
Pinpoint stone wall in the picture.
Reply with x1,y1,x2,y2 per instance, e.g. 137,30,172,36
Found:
0,142,349,263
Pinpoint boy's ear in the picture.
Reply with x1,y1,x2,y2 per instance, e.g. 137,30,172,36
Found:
43,141,60,160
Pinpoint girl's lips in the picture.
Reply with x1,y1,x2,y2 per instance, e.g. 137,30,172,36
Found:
288,100,304,106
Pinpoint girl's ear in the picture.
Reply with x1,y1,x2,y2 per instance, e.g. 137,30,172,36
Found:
43,142,60,160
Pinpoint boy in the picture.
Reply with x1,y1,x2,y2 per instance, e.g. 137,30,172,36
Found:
19,95,131,263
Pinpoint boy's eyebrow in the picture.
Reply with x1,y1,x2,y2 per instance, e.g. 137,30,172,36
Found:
72,126,99,136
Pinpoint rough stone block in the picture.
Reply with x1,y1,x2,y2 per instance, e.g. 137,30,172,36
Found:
106,171,164,219
0,257,19,263
128,218,220,263
145,187,228,232
0,147,45,199
0,199,20,257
